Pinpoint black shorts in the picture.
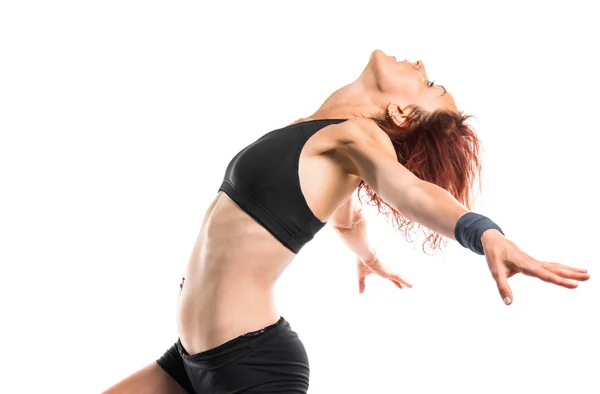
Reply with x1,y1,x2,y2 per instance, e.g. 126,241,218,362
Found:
156,316,310,394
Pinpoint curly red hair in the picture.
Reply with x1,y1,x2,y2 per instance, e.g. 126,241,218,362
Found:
358,106,482,254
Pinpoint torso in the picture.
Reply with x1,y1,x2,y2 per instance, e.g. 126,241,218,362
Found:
177,118,370,355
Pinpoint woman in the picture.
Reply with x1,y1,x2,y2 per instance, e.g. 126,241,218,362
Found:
103,49,590,394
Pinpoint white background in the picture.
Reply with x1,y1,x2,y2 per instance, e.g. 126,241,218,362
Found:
1,1,598,393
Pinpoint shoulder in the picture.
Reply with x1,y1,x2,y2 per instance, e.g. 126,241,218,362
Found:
316,117,399,179
331,118,397,160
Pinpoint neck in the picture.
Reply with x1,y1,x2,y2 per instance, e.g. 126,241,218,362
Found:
300,80,387,122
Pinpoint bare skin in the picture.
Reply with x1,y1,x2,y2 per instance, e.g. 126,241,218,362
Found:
103,362,189,394
103,50,590,393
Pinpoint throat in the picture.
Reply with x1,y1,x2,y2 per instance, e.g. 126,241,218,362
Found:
309,84,382,120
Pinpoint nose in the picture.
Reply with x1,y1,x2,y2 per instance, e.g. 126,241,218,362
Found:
412,60,428,79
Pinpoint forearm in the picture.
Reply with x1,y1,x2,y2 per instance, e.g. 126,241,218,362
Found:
348,142,469,241
332,211,377,263
398,179,469,240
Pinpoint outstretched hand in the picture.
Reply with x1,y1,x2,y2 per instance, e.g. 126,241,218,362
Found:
357,254,412,294
481,229,590,305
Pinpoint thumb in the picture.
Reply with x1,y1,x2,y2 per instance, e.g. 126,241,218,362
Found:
358,275,366,294
495,273,513,305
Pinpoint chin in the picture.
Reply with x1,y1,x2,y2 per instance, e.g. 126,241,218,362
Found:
371,49,391,60
370,50,399,69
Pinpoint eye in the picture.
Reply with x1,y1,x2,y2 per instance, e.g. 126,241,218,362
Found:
427,80,435,87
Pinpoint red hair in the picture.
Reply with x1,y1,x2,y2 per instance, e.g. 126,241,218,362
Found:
359,106,482,254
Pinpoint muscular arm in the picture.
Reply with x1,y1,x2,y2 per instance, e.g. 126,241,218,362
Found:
337,119,468,240
329,119,590,303
330,194,377,263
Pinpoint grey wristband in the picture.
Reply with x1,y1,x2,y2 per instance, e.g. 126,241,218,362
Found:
454,212,504,255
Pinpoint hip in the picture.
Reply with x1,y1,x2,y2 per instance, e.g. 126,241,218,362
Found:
176,272,280,355
158,316,310,394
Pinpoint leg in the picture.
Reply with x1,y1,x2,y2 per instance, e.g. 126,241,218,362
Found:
243,324,310,394
101,361,190,394
103,280,193,393
103,341,194,394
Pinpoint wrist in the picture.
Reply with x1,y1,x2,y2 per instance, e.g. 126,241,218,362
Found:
481,229,504,248
454,212,504,255
360,248,378,265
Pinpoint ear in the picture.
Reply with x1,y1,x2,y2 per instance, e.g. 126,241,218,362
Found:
386,103,408,127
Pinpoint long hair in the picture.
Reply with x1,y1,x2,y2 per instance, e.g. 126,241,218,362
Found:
358,105,482,254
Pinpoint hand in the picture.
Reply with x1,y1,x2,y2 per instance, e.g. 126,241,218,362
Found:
357,254,413,294
481,229,590,305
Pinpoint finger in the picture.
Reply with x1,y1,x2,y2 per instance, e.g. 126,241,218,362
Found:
543,264,591,281
359,276,366,294
522,264,579,289
534,259,588,273
391,280,404,289
492,270,513,305
384,271,412,288
542,262,590,279
390,274,413,288
563,266,588,273
382,272,403,288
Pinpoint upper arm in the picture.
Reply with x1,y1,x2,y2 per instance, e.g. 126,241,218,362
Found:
334,119,422,218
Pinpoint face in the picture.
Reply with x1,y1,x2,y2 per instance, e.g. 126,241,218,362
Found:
363,50,456,114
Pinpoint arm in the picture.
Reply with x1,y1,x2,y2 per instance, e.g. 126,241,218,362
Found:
337,120,467,239
334,119,588,303
330,192,412,292
329,194,377,264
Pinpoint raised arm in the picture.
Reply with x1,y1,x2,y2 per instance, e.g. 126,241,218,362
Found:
332,118,589,304
336,119,467,240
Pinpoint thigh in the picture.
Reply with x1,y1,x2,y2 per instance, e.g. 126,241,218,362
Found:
243,327,310,393
101,361,190,394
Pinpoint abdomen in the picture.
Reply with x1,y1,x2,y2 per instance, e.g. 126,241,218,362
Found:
176,192,295,355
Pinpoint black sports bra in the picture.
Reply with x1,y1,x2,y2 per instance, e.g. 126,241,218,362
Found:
218,119,348,253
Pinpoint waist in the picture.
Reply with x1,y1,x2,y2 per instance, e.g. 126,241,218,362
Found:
177,272,280,354
176,316,289,365
176,192,296,353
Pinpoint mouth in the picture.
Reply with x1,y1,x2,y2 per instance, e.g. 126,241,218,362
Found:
396,59,425,80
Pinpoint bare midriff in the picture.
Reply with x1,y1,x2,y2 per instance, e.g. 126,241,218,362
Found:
177,192,295,355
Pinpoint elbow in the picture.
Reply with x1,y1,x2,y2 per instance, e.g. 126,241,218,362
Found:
332,216,363,234
332,225,355,235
